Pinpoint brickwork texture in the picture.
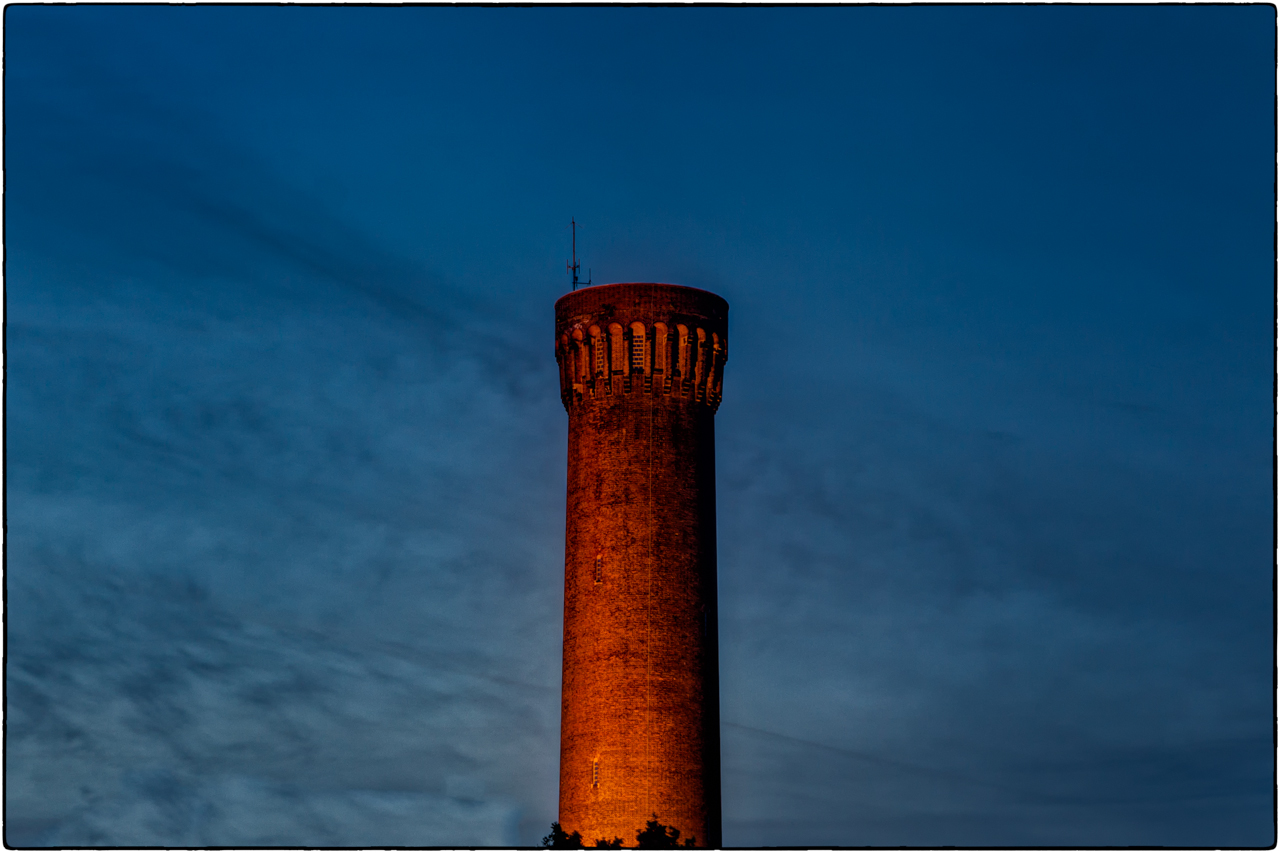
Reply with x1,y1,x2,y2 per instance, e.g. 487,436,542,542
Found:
554,283,727,848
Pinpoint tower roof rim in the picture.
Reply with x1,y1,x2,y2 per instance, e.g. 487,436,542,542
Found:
554,281,728,311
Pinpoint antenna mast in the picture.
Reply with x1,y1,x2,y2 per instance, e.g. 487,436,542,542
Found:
568,218,591,291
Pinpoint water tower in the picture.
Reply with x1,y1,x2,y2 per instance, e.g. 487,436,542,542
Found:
554,281,727,847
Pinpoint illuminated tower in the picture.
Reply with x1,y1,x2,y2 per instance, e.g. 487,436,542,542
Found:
554,282,727,848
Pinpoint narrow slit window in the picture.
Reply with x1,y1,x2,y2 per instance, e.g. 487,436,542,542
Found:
594,554,603,585
592,760,599,788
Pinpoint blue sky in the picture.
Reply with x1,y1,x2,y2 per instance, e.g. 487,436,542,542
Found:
5,5,1274,847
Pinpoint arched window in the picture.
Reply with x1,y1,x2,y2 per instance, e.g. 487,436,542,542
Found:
676,324,690,378
629,322,648,374
609,323,625,375
653,323,669,374
571,328,586,387
558,334,570,389
710,332,724,397
590,326,606,377
694,327,707,393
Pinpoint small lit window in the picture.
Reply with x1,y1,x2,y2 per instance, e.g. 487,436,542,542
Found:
594,554,603,585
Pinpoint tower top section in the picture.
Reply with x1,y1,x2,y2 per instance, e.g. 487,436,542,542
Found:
555,283,729,413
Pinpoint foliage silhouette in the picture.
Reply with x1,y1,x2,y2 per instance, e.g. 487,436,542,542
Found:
542,822,583,848
543,816,695,849
635,814,696,848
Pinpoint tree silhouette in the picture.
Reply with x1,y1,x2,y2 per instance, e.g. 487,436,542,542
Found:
635,814,696,848
542,815,695,849
542,822,583,848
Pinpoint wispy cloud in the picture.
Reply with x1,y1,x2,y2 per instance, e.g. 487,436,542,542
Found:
7,7,1271,847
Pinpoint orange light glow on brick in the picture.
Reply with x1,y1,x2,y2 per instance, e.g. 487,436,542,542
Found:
555,283,728,848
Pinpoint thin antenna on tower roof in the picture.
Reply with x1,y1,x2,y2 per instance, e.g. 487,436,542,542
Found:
568,218,591,291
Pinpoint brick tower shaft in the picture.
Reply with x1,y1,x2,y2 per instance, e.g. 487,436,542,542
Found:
555,283,727,848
